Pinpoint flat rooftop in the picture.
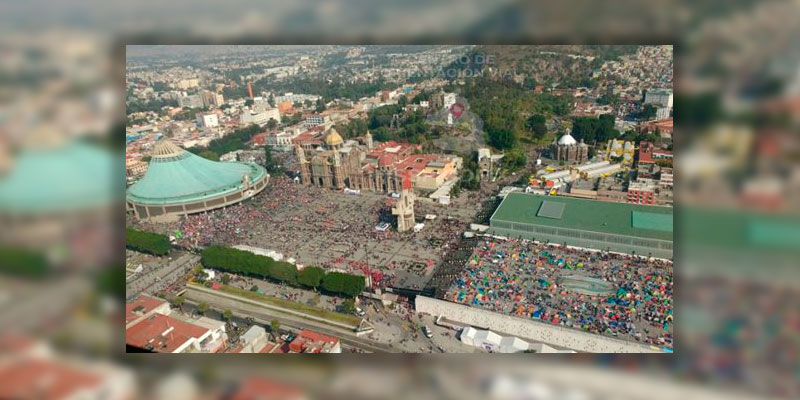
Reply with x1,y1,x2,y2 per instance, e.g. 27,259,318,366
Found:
491,193,673,241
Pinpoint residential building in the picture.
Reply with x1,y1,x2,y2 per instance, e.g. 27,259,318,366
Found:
196,113,219,129
240,107,280,127
125,293,171,329
126,312,227,353
0,337,136,400
201,90,224,108
659,167,673,189
227,378,307,400
268,128,304,147
126,159,149,181
305,115,325,128
178,94,204,109
175,78,199,90
287,330,341,353
627,179,658,205
655,106,670,120
644,88,673,108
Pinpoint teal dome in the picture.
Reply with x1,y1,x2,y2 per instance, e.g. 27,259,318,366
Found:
0,141,117,214
126,140,267,206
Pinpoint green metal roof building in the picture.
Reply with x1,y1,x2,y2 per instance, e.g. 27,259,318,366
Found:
126,140,268,219
489,193,673,258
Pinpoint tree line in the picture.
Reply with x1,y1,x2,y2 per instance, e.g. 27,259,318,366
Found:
126,228,171,256
200,246,365,298
186,124,261,159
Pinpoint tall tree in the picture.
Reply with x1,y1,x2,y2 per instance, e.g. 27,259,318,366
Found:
198,301,208,315
525,114,547,138
199,150,219,161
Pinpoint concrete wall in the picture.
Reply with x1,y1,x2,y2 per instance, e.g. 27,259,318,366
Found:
415,296,661,353
489,220,672,259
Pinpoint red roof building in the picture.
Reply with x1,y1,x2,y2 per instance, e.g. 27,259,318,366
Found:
638,141,655,165
0,359,103,400
227,377,306,400
252,132,269,147
125,293,170,328
126,313,215,353
366,140,420,160
287,329,341,353
639,117,673,138
292,130,324,149
638,141,672,167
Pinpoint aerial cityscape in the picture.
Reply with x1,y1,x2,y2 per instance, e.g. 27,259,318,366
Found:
125,45,673,353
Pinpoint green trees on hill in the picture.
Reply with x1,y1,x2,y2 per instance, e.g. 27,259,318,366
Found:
457,78,573,151
200,246,365,298
525,114,547,138
504,148,527,172
126,228,171,256
571,114,617,144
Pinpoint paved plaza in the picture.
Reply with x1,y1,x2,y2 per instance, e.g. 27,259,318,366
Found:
130,176,482,290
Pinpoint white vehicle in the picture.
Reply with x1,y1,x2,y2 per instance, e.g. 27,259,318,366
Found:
422,325,433,338
355,306,366,316
390,192,400,198
413,223,425,233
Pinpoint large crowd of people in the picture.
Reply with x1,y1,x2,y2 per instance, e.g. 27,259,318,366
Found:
444,236,673,348
129,176,472,291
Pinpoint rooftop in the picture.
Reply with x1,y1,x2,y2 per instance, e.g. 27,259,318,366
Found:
0,359,101,400
126,139,267,206
126,313,208,353
228,377,304,400
125,294,167,325
491,193,673,241
288,329,339,353
0,142,116,214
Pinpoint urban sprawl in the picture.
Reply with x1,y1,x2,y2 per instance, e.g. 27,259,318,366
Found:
125,45,673,353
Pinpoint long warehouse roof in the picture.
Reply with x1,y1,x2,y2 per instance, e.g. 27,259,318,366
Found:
491,192,673,241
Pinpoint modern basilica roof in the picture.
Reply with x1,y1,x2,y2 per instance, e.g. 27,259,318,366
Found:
126,140,267,206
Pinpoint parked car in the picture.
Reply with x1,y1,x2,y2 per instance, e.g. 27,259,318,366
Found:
422,325,433,338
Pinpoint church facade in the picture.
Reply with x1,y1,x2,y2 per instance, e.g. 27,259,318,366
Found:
551,132,589,163
296,129,403,193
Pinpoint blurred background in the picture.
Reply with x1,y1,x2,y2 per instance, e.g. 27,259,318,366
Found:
0,0,799,399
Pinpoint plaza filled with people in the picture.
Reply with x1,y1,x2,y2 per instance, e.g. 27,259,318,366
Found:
129,176,476,291
443,236,673,349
